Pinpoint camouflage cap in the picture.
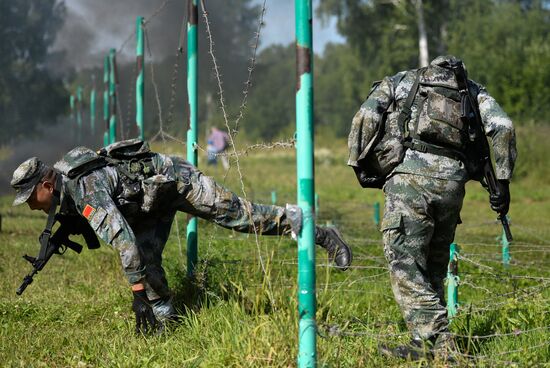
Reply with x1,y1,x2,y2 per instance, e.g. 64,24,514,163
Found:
11,157,48,206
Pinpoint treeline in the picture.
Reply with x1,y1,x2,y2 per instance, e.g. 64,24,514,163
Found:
240,0,550,141
1,0,549,145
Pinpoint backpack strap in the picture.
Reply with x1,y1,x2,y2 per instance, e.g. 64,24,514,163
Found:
398,68,425,140
404,138,467,163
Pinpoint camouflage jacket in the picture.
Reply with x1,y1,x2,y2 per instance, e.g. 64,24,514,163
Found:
55,150,191,284
348,56,517,182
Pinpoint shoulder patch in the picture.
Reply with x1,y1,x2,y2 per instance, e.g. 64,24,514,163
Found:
82,204,96,219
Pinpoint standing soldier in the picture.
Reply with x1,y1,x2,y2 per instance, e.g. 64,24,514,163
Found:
348,55,516,361
11,139,352,334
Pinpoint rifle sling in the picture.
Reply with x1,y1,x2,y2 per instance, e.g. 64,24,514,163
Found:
38,174,63,261
398,68,425,139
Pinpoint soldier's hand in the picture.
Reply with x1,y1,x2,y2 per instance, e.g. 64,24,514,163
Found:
490,180,510,216
132,286,158,335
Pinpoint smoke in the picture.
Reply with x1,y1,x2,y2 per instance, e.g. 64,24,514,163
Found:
52,0,190,71
0,118,104,196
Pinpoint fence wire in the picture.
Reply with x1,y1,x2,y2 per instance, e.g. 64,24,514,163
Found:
100,0,549,363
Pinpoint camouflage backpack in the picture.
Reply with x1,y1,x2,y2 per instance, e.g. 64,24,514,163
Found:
54,139,180,213
348,56,477,188
54,139,153,180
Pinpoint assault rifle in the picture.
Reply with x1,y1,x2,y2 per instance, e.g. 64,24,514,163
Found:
451,61,513,241
17,215,100,295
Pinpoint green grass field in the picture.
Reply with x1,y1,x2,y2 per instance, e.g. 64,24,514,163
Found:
1,126,549,367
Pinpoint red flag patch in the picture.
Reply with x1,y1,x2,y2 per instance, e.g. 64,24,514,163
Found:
82,204,96,220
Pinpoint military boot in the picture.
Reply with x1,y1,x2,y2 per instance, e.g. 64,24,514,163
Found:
379,338,433,361
314,226,352,270
150,296,179,335
432,334,461,363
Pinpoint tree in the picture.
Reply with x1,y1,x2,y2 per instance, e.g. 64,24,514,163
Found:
240,45,295,140
0,0,68,144
415,0,429,67
446,0,550,122
316,0,550,125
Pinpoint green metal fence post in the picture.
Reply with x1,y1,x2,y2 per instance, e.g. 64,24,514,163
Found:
90,77,96,134
70,94,76,142
186,0,198,277
76,86,83,143
373,201,380,227
446,242,460,318
70,94,75,120
136,16,145,140
271,191,277,205
109,48,117,144
103,55,110,146
296,1,316,366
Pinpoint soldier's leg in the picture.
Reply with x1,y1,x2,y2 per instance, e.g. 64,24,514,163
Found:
382,173,446,341
170,157,351,268
172,158,292,235
427,180,465,311
132,212,177,320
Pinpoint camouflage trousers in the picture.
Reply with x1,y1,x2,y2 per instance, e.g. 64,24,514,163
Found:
130,156,293,303
381,173,465,340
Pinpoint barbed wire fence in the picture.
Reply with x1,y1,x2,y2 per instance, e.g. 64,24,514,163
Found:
106,1,550,364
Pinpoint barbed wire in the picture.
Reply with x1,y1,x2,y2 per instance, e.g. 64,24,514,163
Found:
231,0,267,137
194,139,296,158
144,27,186,145
198,0,277,306
105,0,550,360
462,339,550,361
116,0,174,54
319,322,550,344
458,241,550,248
143,0,173,27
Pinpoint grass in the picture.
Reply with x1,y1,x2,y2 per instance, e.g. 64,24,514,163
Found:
1,125,549,367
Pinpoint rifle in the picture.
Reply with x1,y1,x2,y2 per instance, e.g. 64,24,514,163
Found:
17,215,100,295
451,61,513,242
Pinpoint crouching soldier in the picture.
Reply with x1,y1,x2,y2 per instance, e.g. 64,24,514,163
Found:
11,139,352,334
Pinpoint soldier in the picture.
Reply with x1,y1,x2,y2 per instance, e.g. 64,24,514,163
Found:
348,55,516,360
11,139,352,334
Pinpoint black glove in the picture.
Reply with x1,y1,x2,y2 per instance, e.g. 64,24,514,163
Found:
489,180,510,216
132,289,158,335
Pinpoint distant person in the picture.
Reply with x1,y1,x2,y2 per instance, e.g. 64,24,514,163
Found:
348,55,516,361
11,139,352,334
206,127,230,170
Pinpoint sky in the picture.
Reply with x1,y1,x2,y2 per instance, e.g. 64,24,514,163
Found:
55,0,344,70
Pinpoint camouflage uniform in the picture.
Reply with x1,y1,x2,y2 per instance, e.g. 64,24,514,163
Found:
349,56,517,341
13,140,352,321
55,151,293,304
